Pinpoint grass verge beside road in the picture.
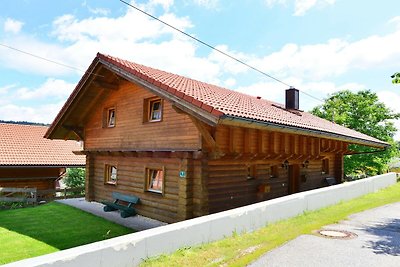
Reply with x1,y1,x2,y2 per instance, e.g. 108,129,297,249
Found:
142,182,400,267
0,202,134,265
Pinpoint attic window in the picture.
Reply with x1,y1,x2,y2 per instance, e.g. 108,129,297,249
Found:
143,97,163,123
103,107,116,128
150,99,162,121
107,108,116,127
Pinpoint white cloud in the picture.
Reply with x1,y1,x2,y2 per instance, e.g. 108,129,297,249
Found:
0,79,75,123
377,91,400,140
247,28,400,81
388,16,400,28
234,79,367,112
0,84,17,95
16,78,75,100
81,1,110,16
265,0,335,16
0,102,65,124
3,18,24,34
192,0,219,9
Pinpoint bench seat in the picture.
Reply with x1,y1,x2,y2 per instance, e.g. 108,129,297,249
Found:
101,192,140,218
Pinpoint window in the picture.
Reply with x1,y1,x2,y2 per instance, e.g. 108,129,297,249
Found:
322,159,329,174
103,107,116,128
149,99,162,122
107,108,116,127
105,165,117,184
146,168,164,194
143,97,163,123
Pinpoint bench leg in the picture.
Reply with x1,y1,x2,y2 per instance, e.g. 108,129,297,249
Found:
121,210,136,218
104,205,118,212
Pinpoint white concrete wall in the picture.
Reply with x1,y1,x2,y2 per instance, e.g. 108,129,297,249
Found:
5,173,396,267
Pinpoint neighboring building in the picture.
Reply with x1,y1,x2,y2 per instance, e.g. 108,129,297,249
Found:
0,123,85,190
45,53,388,223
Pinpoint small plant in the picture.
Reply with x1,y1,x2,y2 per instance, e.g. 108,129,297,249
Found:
64,168,86,194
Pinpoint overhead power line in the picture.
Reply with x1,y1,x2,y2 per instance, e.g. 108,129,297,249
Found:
0,43,105,78
0,43,83,72
120,1,289,87
119,0,324,104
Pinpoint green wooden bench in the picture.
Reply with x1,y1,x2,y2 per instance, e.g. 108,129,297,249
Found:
101,192,140,218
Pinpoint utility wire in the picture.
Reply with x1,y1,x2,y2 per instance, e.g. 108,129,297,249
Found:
119,0,302,90
0,43,83,72
119,0,324,104
0,42,104,77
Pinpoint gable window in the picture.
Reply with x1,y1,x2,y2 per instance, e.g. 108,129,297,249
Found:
145,168,164,194
143,97,163,123
107,108,116,127
105,165,117,185
322,159,329,174
103,107,116,128
149,99,162,122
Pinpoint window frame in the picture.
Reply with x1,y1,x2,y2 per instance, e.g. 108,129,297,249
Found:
104,164,118,185
103,106,116,128
145,167,165,194
143,97,163,123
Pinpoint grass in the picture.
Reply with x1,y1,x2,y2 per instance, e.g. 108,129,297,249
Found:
141,182,400,267
0,202,134,265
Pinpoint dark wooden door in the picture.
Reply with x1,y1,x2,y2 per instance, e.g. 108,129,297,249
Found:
288,164,300,194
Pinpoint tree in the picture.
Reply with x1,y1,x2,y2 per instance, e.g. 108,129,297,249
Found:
311,90,400,177
392,73,400,84
64,168,86,188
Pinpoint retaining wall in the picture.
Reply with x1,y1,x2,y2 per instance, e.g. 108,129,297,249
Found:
5,173,396,267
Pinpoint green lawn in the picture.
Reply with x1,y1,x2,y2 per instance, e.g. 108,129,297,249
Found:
141,182,400,267
0,202,134,265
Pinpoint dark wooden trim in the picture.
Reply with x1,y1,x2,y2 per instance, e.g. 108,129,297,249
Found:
92,80,119,90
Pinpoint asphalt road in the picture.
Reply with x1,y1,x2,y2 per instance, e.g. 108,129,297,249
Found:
249,202,400,267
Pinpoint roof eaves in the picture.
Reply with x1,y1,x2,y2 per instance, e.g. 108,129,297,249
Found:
220,115,389,148
45,55,102,139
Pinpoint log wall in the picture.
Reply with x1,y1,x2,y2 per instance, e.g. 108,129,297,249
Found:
89,154,206,223
205,125,348,214
84,82,200,150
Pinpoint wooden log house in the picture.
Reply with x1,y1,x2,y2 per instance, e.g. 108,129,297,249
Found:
0,123,85,190
45,53,389,223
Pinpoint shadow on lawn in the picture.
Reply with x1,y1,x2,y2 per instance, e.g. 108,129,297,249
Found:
362,218,400,256
0,202,133,250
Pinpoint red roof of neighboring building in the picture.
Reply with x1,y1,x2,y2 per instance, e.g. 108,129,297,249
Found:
0,123,85,166
96,53,387,147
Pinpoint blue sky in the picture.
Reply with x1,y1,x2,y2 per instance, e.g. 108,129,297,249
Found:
1,0,400,137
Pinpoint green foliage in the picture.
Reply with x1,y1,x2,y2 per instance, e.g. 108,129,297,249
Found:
0,202,134,265
311,90,400,176
391,72,400,84
64,168,86,188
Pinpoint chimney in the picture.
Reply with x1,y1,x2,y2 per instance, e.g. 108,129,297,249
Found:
285,87,299,110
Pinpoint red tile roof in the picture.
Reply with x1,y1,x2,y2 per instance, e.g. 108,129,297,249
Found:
97,53,387,147
0,123,85,166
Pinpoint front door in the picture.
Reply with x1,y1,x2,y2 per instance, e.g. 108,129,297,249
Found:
288,164,300,194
